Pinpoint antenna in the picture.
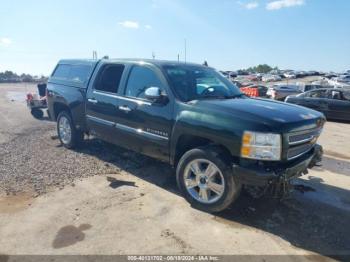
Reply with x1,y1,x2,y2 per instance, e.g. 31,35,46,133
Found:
92,51,98,59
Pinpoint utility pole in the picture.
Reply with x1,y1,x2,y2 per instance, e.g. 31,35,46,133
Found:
177,54,180,62
152,51,155,60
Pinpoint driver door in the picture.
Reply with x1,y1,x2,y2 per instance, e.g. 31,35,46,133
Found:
114,64,174,162
327,90,350,120
302,89,329,114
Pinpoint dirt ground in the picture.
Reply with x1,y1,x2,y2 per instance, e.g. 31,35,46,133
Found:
0,83,349,261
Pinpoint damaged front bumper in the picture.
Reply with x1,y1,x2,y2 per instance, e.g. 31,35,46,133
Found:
233,144,323,196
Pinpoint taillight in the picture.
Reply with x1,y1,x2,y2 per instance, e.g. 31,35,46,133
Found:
26,93,33,101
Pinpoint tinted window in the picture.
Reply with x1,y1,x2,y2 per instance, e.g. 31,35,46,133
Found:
163,65,241,101
304,85,314,92
329,90,343,100
69,65,92,83
52,64,92,83
95,64,124,93
52,64,70,79
308,90,327,98
125,66,163,99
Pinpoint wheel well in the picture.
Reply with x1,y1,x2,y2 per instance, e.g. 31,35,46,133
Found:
53,103,70,120
174,135,232,166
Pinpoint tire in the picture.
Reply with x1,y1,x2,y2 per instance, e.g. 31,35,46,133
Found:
31,108,44,119
57,111,83,149
176,146,241,213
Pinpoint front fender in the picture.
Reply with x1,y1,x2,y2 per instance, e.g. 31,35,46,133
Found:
169,109,242,165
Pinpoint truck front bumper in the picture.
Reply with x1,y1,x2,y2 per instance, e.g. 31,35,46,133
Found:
233,144,323,187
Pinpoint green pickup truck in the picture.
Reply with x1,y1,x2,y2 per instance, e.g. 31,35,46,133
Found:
47,58,324,212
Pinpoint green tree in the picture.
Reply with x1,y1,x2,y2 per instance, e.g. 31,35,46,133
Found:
246,64,278,74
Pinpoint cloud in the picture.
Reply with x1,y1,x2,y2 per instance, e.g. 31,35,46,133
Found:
144,25,152,30
0,37,12,46
237,1,259,10
245,2,259,9
151,0,160,8
266,0,305,10
118,20,139,29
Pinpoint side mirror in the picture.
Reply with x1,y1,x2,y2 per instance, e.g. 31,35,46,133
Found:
145,87,166,102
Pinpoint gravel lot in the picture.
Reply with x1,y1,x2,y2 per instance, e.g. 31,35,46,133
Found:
0,83,350,260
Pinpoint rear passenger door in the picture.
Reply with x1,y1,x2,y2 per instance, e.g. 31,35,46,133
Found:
85,64,126,143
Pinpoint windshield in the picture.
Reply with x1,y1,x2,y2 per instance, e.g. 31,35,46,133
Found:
162,65,242,101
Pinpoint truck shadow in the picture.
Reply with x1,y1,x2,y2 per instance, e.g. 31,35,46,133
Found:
217,192,350,260
76,138,350,260
315,155,350,177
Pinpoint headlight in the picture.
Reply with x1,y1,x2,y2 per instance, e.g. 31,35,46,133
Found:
241,131,281,161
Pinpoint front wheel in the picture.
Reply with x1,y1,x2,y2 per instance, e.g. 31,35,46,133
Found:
176,147,241,213
57,111,83,149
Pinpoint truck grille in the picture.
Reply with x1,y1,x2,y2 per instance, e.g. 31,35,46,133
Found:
287,128,321,160
289,133,315,145
287,143,314,159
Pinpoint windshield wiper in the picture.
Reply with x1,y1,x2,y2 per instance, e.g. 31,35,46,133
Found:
222,94,245,99
198,95,232,100
188,93,245,102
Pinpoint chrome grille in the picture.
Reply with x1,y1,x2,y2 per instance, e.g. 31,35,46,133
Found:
287,143,314,160
289,133,314,145
287,128,321,160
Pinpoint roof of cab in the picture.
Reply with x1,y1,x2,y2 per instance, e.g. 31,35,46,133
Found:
58,58,203,68
58,59,100,66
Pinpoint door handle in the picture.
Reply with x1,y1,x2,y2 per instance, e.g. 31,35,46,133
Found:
88,98,98,104
118,105,132,113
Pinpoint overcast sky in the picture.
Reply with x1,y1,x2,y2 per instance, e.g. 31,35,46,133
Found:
0,0,349,75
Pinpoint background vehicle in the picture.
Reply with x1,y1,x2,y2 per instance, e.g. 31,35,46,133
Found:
26,83,48,119
333,75,350,84
285,88,350,121
231,80,243,88
328,76,350,88
311,79,334,87
324,72,338,79
47,59,324,212
240,85,268,98
295,71,307,78
307,71,320,76
228,71,238,80
262,74,282,82
284,71,297,79
297,84,324,92
266,84,301,100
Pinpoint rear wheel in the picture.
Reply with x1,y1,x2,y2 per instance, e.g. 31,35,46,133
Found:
57,111,83,149
176,146,241,213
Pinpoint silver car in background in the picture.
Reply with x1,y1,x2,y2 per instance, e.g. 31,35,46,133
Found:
267,84,323,101
266,84,301,100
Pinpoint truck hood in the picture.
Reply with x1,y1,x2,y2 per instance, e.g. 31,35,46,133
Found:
191,97,325,133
